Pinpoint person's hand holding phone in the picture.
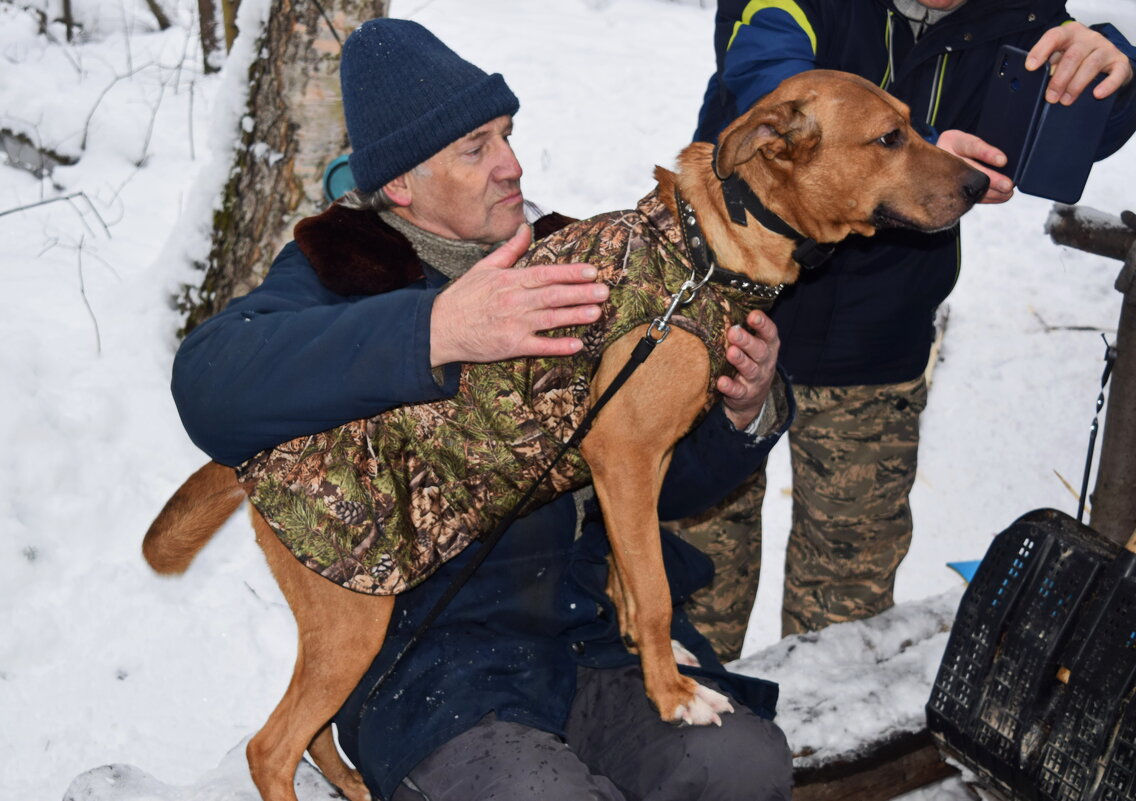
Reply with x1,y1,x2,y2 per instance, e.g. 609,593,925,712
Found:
1026,21,1134,106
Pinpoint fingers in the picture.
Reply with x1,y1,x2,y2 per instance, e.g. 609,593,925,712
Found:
430,240,609,366
1027,22,1134,105
718,311,780,430
974,163,1014,204
935,130,1014,203
934,129,1000,168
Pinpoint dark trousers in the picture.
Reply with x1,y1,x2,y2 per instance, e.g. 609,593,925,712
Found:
391,664,792,801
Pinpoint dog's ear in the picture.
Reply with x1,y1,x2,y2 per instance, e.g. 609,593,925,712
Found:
717,100,820,175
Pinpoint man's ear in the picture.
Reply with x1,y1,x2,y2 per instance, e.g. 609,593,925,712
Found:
382,173,413,207
717,100,820,175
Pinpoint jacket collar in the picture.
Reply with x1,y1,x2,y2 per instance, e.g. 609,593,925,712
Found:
293,204,424,297
292,203,576,297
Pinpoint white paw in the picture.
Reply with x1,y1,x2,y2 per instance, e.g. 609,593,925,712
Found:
671,639,701,668
671,683,735,726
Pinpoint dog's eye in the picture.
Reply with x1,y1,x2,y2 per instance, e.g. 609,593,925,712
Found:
876,130,902,148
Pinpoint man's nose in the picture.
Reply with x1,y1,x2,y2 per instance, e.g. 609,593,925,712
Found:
495,144,523,181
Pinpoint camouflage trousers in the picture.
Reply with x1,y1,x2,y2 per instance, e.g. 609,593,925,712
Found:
669,375,928,659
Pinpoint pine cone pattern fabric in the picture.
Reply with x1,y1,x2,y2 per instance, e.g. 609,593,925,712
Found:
237,188,762,595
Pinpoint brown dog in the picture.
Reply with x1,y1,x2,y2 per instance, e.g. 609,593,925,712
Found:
143,70,987,801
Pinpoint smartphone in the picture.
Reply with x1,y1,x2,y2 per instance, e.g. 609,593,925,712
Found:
974,45,1116,204
1017,71,1115,204
974,45,1048,179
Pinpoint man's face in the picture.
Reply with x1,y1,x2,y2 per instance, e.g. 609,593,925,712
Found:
917,0,968,11
395,115,525,246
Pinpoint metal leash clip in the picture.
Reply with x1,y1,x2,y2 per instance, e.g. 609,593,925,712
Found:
648,279,701,342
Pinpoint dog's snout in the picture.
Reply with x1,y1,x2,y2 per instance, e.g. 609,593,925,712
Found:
962,170,990,204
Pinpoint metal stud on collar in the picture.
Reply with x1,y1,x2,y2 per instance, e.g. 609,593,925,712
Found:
676,193,786,302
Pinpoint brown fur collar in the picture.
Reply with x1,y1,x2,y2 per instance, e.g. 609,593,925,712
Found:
293,204,423,297
293,204,576,297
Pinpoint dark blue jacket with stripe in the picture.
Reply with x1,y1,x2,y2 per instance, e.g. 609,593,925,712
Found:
694,0,1136,387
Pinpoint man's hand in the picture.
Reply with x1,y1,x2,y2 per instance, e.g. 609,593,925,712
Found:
1027,21,1134,106
936,129,1015,204
430,224,609,367
718,310,780,431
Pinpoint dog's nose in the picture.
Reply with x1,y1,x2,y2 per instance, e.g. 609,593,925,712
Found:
962,170,990,204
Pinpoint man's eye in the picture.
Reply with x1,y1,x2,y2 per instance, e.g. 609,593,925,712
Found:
876,129,901,148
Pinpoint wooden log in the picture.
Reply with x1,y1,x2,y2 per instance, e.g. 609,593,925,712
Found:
1046,204,1136,548
792,729,958,801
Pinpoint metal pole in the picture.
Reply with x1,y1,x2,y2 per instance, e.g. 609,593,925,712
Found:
1047,206,1136,547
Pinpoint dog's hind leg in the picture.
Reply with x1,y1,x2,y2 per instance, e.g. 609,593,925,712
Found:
143,461,246,573
248,510,393,801
307,722,370,801
582,326,733,726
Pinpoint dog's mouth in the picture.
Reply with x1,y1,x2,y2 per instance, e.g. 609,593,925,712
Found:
871,204,960,234
871,204,920,229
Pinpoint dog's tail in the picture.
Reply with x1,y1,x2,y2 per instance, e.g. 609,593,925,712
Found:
143,461,246,574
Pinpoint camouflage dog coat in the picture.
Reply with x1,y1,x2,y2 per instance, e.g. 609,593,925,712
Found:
237,188,772,594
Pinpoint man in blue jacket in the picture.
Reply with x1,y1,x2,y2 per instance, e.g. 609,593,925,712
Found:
675,0,1136,657
172,18,794,801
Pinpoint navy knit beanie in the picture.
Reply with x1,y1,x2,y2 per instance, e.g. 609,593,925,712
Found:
340,19,520,194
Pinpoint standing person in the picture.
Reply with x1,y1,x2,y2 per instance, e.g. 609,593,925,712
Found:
172,18,795,801
673,0,1136,657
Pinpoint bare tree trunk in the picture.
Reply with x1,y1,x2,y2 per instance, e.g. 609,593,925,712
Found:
144,0,173,30
180,0,389,333
61,0,75,41
198,0,222,74
221,0,240,51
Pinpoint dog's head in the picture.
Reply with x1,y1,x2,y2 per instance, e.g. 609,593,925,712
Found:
715,70,988,245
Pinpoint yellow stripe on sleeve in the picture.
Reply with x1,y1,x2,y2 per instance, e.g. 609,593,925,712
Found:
726,0,818,55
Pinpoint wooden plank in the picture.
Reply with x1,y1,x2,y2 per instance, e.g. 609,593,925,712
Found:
792,729,960,801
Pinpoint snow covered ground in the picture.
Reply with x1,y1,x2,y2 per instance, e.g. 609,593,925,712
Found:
2,1,1133,799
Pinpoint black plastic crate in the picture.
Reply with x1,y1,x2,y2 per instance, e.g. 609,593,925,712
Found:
1034,569,1136,801
927,508,1134,801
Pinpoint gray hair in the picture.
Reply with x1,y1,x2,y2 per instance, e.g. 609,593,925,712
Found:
336,162,433,211
337,186,396,212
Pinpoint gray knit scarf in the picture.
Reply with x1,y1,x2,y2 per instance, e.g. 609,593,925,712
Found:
379,209,501,281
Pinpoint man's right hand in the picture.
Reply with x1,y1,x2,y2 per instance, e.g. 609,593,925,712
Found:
430,224,609,367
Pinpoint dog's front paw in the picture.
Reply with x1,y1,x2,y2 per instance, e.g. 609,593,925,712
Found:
670,683,735,727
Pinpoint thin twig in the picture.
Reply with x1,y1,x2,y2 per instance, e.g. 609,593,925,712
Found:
79,62,155,152
137,81,166,165
1031,307,1115,334
188,79,196,160
310,0,343,46
1052,469,1088,514
76,244,123,282
0,192,111,238
120,0,135,72
37,237,61,257
76,236,103,355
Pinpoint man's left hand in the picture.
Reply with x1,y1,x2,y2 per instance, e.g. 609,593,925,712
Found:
935,129,1015,203
1027,21,1134,105
718,310,780,430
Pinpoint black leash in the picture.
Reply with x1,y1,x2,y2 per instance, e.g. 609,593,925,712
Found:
1077,335,1118,523
359,306,689,718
